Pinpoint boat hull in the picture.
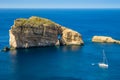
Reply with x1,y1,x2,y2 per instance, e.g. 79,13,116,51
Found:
98,63,108,68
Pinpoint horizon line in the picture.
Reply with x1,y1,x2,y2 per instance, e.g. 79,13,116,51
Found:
0,7,120,9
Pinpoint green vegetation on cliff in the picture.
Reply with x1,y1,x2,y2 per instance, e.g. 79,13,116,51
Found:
14,16,58,28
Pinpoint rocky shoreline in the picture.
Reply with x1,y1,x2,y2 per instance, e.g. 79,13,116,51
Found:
1,16,120,51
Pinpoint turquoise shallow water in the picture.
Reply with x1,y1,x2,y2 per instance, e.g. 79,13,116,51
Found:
0,9,120,80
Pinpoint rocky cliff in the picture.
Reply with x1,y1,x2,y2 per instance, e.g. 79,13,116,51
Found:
92,36,120,44
9,16,84,48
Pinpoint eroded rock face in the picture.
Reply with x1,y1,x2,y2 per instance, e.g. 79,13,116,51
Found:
9,16,83,48
60,27,84,45
92,36,120,44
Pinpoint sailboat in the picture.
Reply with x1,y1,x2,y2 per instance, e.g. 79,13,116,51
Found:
98,50,108,68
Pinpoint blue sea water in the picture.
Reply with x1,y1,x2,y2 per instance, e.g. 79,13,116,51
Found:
0,9,120,80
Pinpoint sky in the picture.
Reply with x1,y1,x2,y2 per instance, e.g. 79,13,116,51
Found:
0,0,120,8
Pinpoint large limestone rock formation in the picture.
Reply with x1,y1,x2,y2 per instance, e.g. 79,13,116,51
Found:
92,36,120,44
9,16,83,48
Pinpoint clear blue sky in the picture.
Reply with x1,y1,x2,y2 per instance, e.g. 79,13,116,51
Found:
0,0,120,8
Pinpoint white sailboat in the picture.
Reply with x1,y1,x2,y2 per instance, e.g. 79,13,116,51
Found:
98,50,108,68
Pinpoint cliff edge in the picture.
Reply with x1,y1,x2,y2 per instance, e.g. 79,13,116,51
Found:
9,16,84,48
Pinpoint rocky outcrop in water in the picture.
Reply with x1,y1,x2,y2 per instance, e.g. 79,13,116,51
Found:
92,36,120,44
9,16,83,48
60,27,83,45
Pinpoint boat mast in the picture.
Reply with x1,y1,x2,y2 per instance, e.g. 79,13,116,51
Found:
103,49,108,64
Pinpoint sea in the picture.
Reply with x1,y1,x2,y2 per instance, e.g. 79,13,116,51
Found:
0,9,120,80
